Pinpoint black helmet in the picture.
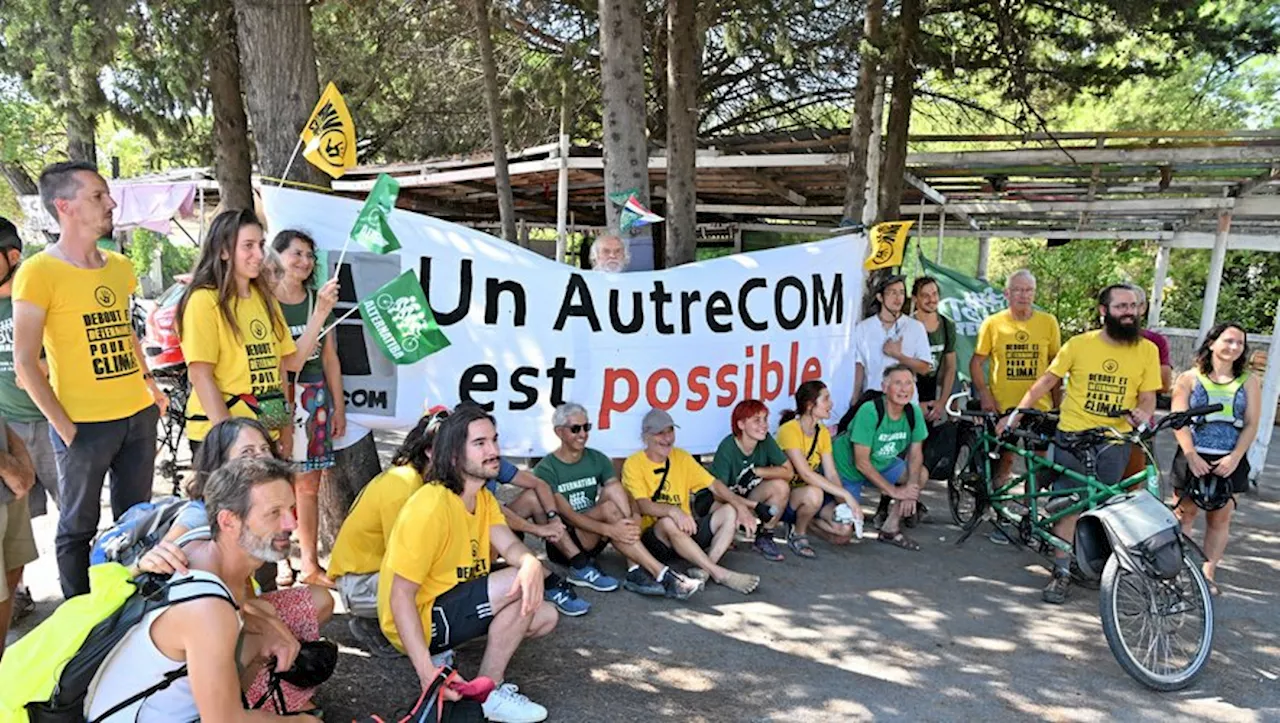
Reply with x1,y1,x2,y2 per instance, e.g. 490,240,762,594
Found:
277,639,339,688
1187,473,1234,512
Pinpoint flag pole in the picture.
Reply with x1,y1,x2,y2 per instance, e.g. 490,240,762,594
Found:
279,138,304,187
333,237,354,277
319,302,361,341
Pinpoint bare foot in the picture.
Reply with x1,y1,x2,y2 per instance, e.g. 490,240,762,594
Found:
715,570,759,594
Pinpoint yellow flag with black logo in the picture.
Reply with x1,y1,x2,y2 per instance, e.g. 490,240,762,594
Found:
864,220,914,270
301,82,358,179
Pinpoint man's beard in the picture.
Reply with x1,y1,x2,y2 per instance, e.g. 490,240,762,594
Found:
240,526,291,562
1103,312,1141,343
596,259,625,273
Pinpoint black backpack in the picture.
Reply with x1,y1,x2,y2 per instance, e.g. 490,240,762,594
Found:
837,389,917,460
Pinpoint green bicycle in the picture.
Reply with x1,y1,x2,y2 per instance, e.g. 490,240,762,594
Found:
944,392,1219,691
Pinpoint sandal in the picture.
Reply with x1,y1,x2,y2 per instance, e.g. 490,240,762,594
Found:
878,530,921,552
787,534,817,559
275,563,298,589
1206,579,1221,597
299,570,336,589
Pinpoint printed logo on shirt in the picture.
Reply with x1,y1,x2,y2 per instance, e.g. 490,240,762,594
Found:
1102,359,1119,373
0,317,12,373
456,537,489,582
1085,371,1129,417
655,488,683,508
1004,340,1042,380
94,286,116,308
83,307,139,381
559,475,598,511
245,338,282,397
250,319,268,341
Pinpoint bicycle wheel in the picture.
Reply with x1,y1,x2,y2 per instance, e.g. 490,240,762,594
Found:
948,436,984,529
1099,552,1214,691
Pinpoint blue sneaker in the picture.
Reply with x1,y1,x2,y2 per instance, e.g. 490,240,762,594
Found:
567,564,620,592
545,583,590,616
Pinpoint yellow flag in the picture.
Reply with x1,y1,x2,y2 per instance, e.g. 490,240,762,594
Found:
301,82,358,179
864,220,914,270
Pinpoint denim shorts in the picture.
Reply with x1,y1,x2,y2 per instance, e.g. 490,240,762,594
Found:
840,457,908,502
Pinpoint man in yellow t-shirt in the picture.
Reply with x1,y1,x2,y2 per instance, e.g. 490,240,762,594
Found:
11,162,167,598
380,405,556,722
1003,284,1162,606
622,408,761,595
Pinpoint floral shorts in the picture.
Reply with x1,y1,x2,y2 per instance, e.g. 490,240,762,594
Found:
296,381,335,471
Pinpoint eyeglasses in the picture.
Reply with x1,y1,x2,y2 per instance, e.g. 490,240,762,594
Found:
1109,302,1140,312
561,423,592,434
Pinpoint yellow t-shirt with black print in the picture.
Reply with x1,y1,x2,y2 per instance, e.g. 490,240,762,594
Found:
377,484,505,652
1048,330,1162,433
12,250,152,422
328,465,424,579
974,309,1061,411
776,418,833,488
179,287,296,441
622,448,713,530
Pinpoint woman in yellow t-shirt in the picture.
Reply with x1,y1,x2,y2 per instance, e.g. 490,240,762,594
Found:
775,380,861,558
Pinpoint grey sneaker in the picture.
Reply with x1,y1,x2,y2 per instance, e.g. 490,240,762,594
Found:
987,528,1012,545
1042,569,1071,605
348,615,404,658
10,585,34,623
622,567,664,596
661,570,702,600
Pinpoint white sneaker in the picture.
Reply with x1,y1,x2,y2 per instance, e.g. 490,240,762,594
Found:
482,682,548,723
430,649,455,668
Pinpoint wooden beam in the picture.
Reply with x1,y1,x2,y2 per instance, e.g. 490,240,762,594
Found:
739,170,807,205
903,172,980,230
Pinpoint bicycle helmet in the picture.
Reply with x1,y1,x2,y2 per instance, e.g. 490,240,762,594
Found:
1186,472,1234,512
277,639,340,688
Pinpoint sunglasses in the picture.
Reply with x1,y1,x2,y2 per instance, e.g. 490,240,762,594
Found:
561,423,592,434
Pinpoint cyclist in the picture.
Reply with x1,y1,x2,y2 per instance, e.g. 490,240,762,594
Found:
1170,322,1259,597
1000,284,1162,604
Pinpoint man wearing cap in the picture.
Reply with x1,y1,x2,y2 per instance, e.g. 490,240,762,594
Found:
0,217,56,619
853,275,932,402
622,408,761,595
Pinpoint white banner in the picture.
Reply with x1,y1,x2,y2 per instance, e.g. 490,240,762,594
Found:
262,187,865,457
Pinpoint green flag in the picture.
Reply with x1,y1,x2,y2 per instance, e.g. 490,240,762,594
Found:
360,270,450,364
919,254,1007,381
351,173,401,254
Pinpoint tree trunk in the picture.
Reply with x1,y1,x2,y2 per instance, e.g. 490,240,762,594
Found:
64,105,97,164
664,0,698,267
209,0,254,211
231,0,326,188
842,0,883,225
877,0,922,223
0,162,37,197
472,0,518,243
599,0,654,270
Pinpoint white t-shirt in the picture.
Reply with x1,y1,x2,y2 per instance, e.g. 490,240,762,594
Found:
855,314,932,401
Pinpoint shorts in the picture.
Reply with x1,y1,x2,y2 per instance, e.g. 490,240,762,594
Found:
840,457,908,503
641,515,713,563
1170,448,1250,494
336,570,379,619
249,586,322,713
1048,431,1131,492
9,419,59,518
293,380,335,471
546,524,610,566
429,577,494,654
1,498,37,602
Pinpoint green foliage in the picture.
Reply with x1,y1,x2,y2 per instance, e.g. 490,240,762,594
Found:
1161,250,1280,334
128,228,197,287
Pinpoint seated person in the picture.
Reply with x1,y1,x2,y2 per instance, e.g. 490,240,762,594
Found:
92,457,322,722
382,405,557,723
164,417,279,543
776,381,860,558
709,399,793,561
833,365,928,552
327,410,447,656
622,408,761,595
534,403,701,601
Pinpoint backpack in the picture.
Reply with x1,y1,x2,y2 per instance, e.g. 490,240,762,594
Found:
89,497,195,568
836,390,917,459
0,561,236,723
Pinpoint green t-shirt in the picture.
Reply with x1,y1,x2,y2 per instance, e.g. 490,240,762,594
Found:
833,402,928,482
709,433,787,492
279,291,332,383
533,448,616,512
0,297,46,422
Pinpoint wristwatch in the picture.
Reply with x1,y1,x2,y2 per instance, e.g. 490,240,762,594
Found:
545,511,559,521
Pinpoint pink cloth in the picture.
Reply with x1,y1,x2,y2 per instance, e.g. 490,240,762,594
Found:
110,182,196,234
1141,328,1172,367
247,587,321,714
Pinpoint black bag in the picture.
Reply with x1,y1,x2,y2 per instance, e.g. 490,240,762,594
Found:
354,666,485,723
922,420,959,480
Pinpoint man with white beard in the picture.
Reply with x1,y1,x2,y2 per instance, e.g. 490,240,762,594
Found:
589,234,630,273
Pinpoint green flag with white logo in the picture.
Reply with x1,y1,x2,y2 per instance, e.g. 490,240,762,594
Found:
360,270,450,364
350,173,401,254
919,253,1007,381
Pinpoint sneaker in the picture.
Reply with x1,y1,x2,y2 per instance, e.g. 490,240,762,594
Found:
661,570,702,600
567,563,619,592
482,682,548,723
622,567,665,596
987,528,1012,545
753,533,785,561
431,648,456,669
545,583,590,616
1042,569,1071,605
347,616,404,658
10,585,34,623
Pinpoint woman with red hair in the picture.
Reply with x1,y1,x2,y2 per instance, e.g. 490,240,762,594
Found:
709,399,794,561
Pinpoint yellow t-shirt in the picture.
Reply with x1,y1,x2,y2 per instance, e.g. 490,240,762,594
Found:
776,418,833,487
378,484,506,652
327,465,424,579
1048,330,1163,433
974,309,1061,411
11,250,152,422
621,448,713,530
179,287,296,441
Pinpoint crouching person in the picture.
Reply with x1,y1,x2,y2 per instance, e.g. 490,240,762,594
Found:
381,405,556,723
88,457,324,721
623,409,761,595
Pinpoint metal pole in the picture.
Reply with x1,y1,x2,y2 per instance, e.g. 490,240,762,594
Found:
198,186,206,243
1149,245,1171,327
936,206,945,263
555,133,570,263
976,236,990,279
1198,209,1232,343
1247,296,1280,485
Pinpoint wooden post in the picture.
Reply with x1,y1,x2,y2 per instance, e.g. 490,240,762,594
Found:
555,133,570,263
936,206,945,262
976,236,990,279
1198,210,1232,343
1149,245,1171,327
